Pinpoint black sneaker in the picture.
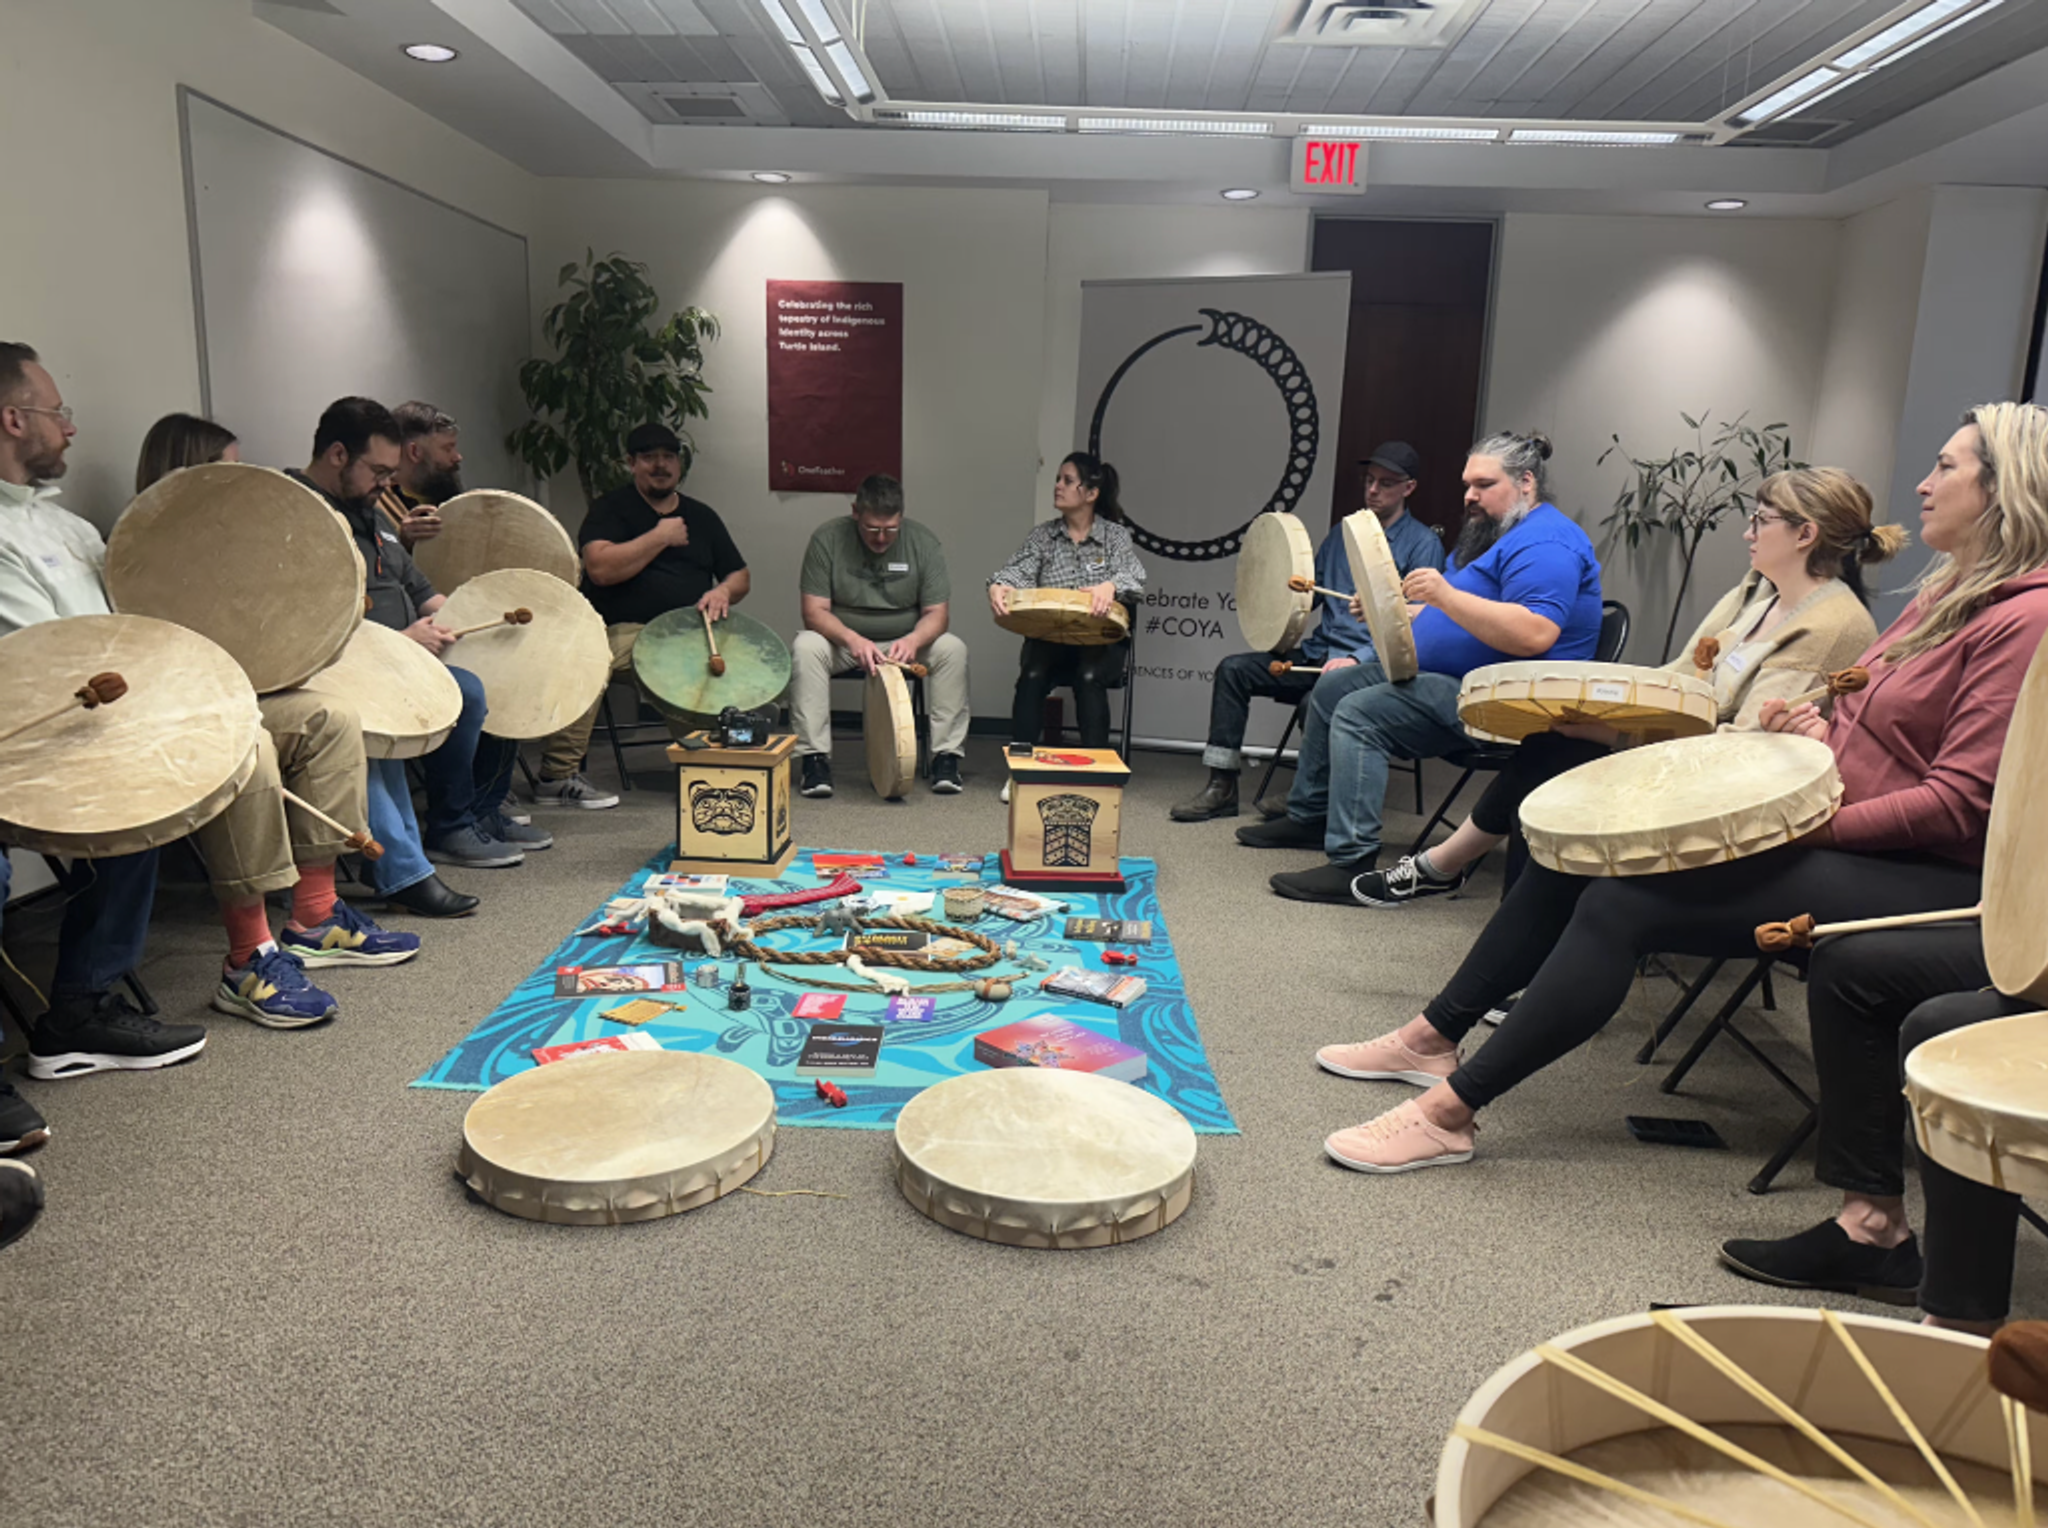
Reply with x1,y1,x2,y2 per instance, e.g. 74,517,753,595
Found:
26,994,208,1081
0,1080,50,1154
1353,854,1473,908
929,753,964,794
1235,815,1326,849
1718,1220,1923,1305
0,1159,43,1252
800,754,834,798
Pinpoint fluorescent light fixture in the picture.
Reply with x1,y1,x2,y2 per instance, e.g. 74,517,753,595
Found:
1733,0,2010,126
754,0,805,46
1847,0,2009,69
823,39,874,103
1705,198,1748,210
403,43,458,62
752,171,793,183
1078,117,1271,136
790,0,842,43
1509,129,1681,145
794,46,842,107
1302,122,1497,141
1220,188,1261,201
887,110,1065,130
1836,0,1982,66
1733,67,1839,124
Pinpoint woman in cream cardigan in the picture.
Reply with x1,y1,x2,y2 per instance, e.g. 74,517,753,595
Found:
1351,466,1908,907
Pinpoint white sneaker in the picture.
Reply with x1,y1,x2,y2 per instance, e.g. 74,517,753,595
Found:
533,773,620,810
1000,779,1011,804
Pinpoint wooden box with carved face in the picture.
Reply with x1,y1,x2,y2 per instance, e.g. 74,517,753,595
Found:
1001,748,1130,893
667,733,796,877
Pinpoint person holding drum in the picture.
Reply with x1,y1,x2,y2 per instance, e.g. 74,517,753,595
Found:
1241,431,1603,899
1170,443,1445,823
1356,468,1904,907
791,473,970,798
987,452,1146,783
373,400,460,550
1316,402,2048,1173
533,421,751,810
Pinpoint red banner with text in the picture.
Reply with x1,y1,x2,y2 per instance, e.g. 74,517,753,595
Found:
766,279,902,494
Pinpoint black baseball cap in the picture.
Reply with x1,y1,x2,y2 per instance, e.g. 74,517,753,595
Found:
625,422,682,456
1362,441,1422,481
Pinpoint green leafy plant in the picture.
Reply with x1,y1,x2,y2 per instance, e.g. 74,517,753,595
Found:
508,251,720,500
1598,411,1803,662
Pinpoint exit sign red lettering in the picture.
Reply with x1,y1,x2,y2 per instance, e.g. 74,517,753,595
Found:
1290,137,1369,196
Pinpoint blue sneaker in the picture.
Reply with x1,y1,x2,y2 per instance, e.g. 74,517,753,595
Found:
213,944,340,1029
280,899,422,968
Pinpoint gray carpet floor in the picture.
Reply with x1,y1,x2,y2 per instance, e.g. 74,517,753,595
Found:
4,740,2039,1528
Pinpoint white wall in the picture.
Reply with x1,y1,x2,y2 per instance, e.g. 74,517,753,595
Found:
530,182,1050,718
0,0,534,529
1487,212,1842,663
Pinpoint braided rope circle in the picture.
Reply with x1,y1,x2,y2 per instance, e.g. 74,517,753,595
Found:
1085,306,1323,563
728,914,1003,973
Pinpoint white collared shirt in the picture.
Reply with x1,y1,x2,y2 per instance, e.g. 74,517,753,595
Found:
0,478,113,635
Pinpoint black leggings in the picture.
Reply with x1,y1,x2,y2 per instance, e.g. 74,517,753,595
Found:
1466,733,1610,893
1421,848,1984,1112
1010,638,1130,749
1905,989,2033,1322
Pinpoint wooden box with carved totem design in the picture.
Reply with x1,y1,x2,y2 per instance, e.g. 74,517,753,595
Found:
666,733,798,877
1000,748,1130,894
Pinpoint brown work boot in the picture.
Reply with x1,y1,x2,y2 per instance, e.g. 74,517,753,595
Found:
1169,769,1240,822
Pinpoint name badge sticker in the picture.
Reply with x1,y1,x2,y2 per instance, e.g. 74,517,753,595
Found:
1723,650,1751,675
1587,680,1629,703
887,563,910,573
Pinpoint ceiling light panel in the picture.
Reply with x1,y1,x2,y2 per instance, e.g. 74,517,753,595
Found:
1509,129,1681,145
877,110,1066,130
1302,122,1497,141
1078,118,1271,136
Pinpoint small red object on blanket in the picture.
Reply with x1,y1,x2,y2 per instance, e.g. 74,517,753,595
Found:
902,853,918,866
1101,949,1138,967
815,1079,849,1108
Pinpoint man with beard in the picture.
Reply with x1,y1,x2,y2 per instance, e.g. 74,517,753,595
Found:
290,398,509,911
374,400,463,549
1170,443,1443,822
1238,431,1604,903
532,422,750,809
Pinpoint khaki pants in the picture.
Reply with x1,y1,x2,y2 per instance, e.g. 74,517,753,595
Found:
541,622,648,781
191,690,370,904
789,630,970,758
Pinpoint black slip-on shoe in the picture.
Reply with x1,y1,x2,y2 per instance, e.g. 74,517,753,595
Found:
1235,815,1326,849
1269,860,1379,904
1718,1220,1922,1306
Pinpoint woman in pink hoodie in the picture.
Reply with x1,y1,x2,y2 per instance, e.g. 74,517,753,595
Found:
1315,401,2048,1175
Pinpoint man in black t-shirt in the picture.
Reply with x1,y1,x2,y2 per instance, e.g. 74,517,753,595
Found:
534,422,750,806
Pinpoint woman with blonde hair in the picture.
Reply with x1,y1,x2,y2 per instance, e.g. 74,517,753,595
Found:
1315,402,2048,1174
1358,466,1907,906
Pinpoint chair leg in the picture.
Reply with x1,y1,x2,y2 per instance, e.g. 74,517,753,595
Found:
1637,957,1727,1064
1405,767,1477,858
1253,708,1305,804
1658,962,1773,1095
1749,1107,1817,1195
515,752,538,792
601,687,634,792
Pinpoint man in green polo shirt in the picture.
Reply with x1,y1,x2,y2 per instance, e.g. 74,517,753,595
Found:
793,473,970,797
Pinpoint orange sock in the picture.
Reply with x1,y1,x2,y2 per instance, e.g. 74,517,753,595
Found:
291,862,339,929
223,899,273,969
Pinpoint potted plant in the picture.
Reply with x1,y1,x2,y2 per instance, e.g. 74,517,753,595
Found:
1598,412,1803,662
508,251,720,500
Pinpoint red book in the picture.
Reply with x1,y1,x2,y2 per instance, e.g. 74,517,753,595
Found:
532,1033,662,1066
973,1015,1147,1084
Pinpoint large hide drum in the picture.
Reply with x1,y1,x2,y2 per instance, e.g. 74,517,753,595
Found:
1235,511,1316,654
437,567,611,739
865,665,917,800
410,489,580,593
893,1068,1196,1249
1907,1012,2048,1199
457,1049,775,1225
1340,510,1417,681
297,619,463,759
632,607,792,728
1459,661,1718,745
0,614,262,856
1520,732,1839,878
993,588,1131,647
1435,1305,2039,1527
106,462,365,694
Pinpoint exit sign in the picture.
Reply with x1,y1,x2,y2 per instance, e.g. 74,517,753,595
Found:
1291,137,1369,195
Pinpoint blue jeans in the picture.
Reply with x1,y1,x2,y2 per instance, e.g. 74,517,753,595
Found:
52,850,160,1001
1283,661,1389,822
364,760,435,897
1321,673,1469,863
421,666,488,841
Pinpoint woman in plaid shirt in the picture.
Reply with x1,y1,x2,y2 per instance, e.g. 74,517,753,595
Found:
987,452,1147,754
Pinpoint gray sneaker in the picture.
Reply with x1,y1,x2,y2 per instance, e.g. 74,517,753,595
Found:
533,773,620,810
426,824,525,869
482,808,553,850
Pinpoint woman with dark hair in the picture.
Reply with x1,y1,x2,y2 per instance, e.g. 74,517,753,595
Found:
987,452,1147,777
134,412,238,494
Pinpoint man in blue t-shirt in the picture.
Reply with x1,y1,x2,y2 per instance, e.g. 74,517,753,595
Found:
1238,433,1603,905
1171,443,1445,822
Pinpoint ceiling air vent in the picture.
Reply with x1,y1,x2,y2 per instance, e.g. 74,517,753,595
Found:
658,94,749,121
1284,0,1489,48
613,82,791,128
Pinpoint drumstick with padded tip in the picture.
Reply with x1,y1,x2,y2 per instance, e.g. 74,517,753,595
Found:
1784,666,1871,710
701,608,726,677
0,672,127,747
1286,575,1350,601
1268,661,1326,677
877,657,929,678
1755,904,1981,952
445,608,532,640
280,788,384,860
1693,637,1720,679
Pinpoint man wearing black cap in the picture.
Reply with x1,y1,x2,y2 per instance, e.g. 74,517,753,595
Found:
534,423,750,805
1170,442,1443,822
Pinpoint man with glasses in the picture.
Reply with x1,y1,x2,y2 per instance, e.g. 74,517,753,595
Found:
1171,443,1445,822
532,422,750,809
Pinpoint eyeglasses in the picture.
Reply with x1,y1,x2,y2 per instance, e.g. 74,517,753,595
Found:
8,403,73,425
1746,510,1791,532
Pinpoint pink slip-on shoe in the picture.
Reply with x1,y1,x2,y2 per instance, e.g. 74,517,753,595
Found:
1324,1099,1475,1174
1315,1031,1458,1087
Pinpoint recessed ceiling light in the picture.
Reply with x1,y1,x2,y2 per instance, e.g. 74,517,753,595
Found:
1705,198,1748,211
1220,188,1261,201
403,43,458,63
752,171,793,184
